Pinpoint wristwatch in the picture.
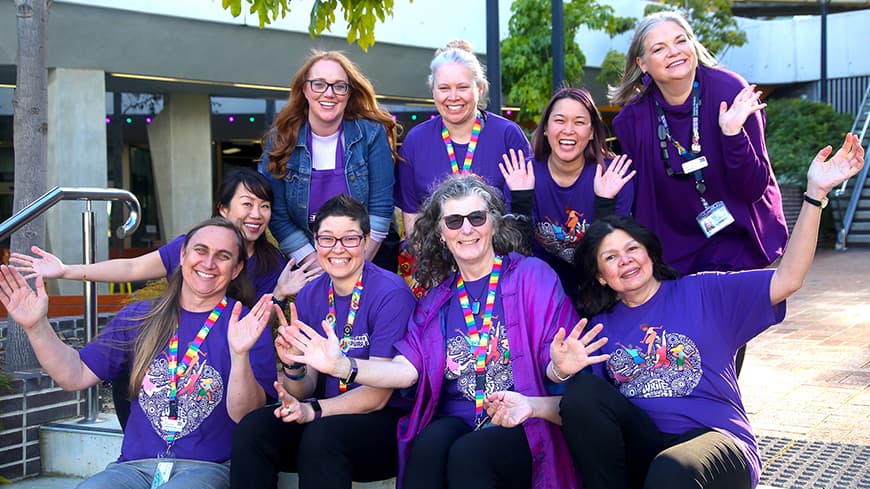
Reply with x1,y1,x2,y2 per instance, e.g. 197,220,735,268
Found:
803,193,829,209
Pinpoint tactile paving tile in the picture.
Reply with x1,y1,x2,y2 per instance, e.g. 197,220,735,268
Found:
757,435,870,489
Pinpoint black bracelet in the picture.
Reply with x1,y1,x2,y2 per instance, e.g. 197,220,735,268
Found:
305,398,323,421
281,360,305,370
342,356,358,385
281,361,307,381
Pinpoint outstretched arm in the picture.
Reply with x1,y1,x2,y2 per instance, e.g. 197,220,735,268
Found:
770,133,865,305
0,266,100,390
10,246,166,283
286,317,419,389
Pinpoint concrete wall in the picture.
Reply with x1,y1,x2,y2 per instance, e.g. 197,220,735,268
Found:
45,68,109,296
146,92,213,240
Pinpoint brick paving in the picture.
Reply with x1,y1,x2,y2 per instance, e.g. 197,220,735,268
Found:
741,248,870,487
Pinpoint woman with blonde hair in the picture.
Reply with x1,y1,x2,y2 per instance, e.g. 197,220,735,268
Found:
261,50,400,273
395,40,530,237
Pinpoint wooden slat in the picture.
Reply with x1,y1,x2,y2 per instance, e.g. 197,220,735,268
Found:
0,294,132,318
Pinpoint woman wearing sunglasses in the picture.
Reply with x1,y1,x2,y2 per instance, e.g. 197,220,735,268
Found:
230,194,416,489
260,50,400,275
286,175,582,489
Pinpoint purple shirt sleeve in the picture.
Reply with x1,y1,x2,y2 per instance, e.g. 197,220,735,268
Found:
157,234,186,278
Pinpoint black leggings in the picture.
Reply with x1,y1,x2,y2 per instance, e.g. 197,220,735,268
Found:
403,416,532,489
560,375,751,489
230,404,401,489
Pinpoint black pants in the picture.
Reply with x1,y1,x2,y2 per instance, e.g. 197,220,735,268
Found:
560,375,751,489
230,405,401,489
403,416,532,489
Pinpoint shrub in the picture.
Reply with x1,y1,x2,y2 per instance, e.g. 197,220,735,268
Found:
765,98,853,186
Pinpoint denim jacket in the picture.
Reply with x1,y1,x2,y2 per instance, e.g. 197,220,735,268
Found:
260,118,395,258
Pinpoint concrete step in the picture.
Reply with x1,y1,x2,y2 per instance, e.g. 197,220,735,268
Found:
40,416,123,478
31,414,394,488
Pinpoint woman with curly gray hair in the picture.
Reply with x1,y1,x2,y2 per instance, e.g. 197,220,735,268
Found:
286,174,600,488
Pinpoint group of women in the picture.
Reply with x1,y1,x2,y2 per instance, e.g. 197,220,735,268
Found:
2,10,865,489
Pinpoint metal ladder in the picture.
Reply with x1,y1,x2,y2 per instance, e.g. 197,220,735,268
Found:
834,84,870,249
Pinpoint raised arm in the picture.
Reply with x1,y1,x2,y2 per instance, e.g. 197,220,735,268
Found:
10,246,166,283
0,266,100,390
770,133,865,305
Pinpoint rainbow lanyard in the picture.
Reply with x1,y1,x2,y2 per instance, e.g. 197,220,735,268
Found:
165,296,227,445
441,113,482,174
327,272,364,393
456,255,503,418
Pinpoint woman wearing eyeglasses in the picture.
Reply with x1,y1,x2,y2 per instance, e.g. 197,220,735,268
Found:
260,50,400,275
286,175,584,489
230,194,415,489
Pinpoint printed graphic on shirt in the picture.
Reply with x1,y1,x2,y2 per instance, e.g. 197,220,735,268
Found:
535,207,587,263
444,316,513,399
607,324,702,398
139,351,223,440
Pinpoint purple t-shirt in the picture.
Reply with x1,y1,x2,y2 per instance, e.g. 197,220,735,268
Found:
438,271,513,427
395,111,531,213
79,299,278,463
159,234,286,298
296,261,415,399
589,270,786,487
613,66,788,275
531,157,634,265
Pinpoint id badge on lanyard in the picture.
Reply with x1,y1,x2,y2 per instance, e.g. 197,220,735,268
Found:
150,456,175,488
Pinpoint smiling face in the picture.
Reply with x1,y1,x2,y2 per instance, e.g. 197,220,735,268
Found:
304,59,350,134
432,62,483,128
439,194,495,273
180,225,244,306
595,229,656,299
636,20,697,86
315,215,367,290
545,98,595,167
218,183,271,251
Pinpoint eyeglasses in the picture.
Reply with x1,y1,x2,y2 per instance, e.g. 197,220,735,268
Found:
442,210,488,230
306,79,351,96
315,234,364,248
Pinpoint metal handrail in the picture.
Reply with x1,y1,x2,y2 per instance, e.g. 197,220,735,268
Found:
0,187,140,241
834,84,870,249
1,186,141,424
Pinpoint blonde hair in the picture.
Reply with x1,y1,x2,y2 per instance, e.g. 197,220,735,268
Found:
608,11,718,107
428,40,490,110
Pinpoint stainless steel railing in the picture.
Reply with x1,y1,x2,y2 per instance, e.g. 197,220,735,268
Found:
1,187,141,423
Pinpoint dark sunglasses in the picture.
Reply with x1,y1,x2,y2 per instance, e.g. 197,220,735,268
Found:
442,210,488,230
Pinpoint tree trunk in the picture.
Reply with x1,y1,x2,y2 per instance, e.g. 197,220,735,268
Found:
7,0,49,371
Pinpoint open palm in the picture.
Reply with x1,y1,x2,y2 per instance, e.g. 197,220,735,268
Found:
227,294,273,356
9,246,65,280
806,133,865,196
0,265,48,329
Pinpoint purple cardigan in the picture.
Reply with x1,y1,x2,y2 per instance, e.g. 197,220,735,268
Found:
613,66,788,274
394,253,580,489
